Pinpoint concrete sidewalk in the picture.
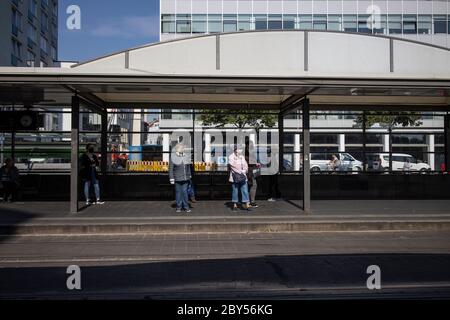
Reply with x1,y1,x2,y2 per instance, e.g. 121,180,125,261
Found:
1,200,450,235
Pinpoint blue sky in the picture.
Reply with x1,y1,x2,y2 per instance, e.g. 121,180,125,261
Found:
59,0,160,63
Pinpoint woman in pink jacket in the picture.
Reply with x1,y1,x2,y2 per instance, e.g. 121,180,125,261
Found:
228,145,252,212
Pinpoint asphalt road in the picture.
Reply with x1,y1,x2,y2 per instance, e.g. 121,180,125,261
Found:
1,230,450,299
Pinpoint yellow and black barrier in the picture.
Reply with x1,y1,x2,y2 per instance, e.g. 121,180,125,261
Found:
126,161,219,172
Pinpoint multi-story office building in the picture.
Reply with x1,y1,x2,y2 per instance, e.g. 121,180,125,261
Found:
0,0,58,67
160,0,450,48
158,0,448,170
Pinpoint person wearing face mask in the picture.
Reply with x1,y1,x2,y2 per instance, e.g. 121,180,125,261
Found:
228,145,251,212
169,143,192,213
80,144,104,205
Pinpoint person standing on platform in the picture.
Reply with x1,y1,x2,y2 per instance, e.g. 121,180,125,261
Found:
169,143,192,213
80,144,104,205
229,145,252,212
0,158,20,202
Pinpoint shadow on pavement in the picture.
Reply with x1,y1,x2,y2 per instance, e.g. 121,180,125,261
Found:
0,204,37,242
0,253,449,299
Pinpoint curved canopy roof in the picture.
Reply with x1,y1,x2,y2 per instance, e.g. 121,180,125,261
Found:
72,30,450,79
0,31,448,109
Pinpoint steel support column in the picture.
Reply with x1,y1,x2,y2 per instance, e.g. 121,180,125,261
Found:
101,112,108,176
445,114,450,172
70,96,80,214
362,111,367,172
302,99,311,214
388,127,393,172
11,105,15,161
278,112,284,176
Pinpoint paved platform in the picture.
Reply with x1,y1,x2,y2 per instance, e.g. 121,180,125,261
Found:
0,200,450,235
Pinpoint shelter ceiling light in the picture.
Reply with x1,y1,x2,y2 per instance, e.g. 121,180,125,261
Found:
114,87,151,92
234,88,270,93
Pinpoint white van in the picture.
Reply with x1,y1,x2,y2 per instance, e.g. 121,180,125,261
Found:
371,153,431,172
310,153,363,173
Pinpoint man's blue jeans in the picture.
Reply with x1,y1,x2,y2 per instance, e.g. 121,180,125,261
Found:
175,181,189,210
84,170,100,201
232,181,250,204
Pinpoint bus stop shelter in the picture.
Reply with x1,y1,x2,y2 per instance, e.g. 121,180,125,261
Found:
0,30,449,214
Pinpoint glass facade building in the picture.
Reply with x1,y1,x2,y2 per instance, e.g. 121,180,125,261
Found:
160,0,450,48
0,0,58,67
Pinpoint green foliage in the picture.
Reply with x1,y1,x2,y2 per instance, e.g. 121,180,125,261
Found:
199,109,277,130
355,112,423,129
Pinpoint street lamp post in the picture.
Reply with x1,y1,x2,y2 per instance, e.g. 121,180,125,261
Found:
0,133,4,165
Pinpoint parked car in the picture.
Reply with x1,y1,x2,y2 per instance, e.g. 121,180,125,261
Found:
371,153,431,172
310,153,363,173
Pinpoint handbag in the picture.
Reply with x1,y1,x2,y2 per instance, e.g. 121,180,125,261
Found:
232,171,247,184
252,167,261,178
231,156,247,183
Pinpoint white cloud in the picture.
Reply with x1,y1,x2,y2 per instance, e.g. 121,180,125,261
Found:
91,15,159,39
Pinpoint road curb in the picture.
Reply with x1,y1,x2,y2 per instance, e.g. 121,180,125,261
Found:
1,220,450,235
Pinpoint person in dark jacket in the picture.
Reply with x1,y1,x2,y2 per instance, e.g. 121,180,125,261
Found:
169,143,192,213
0,158,20,202
80,144,104,205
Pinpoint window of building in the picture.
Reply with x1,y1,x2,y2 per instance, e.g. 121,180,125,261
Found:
388,15,402,34
417,15,432,34
51,46,57,61
343,15,357,32
313,15,327,30
328,15,342,31
192,14,207,33
299,15,312,30
311,134,338,145
238,14,252,31
433,15,447,34
208,14,222,33
41,0,49,9
403,15,417,34
11,38,22,60
27,23,37,44
254,14,267,30
40,60,48,68
27,24,36,41
29,0,37,17
12,8,22,34
176,14,191,33
26,50,35,67
268,15,282,30
373,15,387,34
282,15,296,30
52,1,57,17
40,36,48,55
358,15,372,33
41,12,48,32
223,14,237,32
161,14,175,33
